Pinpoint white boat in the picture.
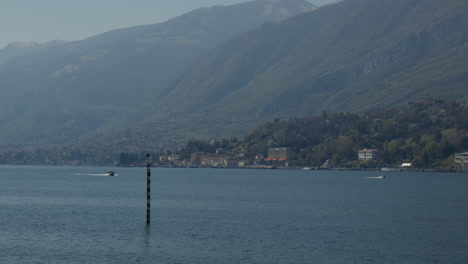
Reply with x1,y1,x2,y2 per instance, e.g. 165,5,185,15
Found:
366,175,385,179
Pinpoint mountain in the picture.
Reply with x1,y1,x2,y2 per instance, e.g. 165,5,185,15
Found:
127,0,468,145
0,0,315,148
0,40,72,66
0,42,40,66
1,0,467,156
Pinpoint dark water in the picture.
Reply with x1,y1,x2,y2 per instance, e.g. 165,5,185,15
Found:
0,166,467,264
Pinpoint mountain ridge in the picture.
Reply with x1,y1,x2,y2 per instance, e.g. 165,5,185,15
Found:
0,0,316,147
0,0,467,153
145,0,467,118
103,0,467,149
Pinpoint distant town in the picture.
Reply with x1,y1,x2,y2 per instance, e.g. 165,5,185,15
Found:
118,146,468,172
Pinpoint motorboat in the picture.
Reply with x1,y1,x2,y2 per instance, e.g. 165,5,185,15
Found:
366,175,385,179
105,171,116,176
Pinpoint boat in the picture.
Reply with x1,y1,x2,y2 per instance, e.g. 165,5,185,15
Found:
366,175,385,179
105,171,116,176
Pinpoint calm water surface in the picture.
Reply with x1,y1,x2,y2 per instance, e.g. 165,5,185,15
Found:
0,166,467,263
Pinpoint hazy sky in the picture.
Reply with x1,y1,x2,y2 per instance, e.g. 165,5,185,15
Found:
0,0,337,49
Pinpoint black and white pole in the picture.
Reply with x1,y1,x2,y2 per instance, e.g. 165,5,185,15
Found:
146,153,151,224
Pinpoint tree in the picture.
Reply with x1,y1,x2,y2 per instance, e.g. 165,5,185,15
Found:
460,137,468,151
425,141,441,159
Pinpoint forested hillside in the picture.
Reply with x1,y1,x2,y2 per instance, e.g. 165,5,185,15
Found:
3,101,466,169
178,101,468,169
127,0,468,147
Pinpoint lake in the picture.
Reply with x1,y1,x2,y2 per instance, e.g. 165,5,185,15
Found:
0,166,467,263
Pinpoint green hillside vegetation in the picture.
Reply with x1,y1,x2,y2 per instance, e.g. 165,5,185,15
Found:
178,101,468,169
130,0,468,146
1,101,467,168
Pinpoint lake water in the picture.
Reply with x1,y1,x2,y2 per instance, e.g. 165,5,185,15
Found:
0,166,467,264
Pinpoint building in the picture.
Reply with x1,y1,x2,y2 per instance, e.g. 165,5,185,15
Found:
168,155,180,162
358,148,380,161
238,160,250,167
159,155,169,162
223,159,238,167
455,152,468,171
264,147,295,167
267,147,294,160
400,163,412,168
190,152,203,163
200,157,223,167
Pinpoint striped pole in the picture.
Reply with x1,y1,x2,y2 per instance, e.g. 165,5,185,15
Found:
146,153,151,224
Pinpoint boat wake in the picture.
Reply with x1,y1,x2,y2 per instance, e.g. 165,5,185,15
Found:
74,173,118,177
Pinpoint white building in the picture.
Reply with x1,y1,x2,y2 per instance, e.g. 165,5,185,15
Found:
358,148,380,161
455,152,468,171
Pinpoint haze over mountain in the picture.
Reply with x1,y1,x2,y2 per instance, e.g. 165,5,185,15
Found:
121,0,468,148
0,0,340,49
0,0,467,154
0,0,315,148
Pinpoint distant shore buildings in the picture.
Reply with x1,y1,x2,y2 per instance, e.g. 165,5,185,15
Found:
358,148,380,161
455,152,468,171
266,147,294,160
117,146,465,172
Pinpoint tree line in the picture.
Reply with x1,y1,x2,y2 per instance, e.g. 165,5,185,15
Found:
175,101,468,169
2,101,467,169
